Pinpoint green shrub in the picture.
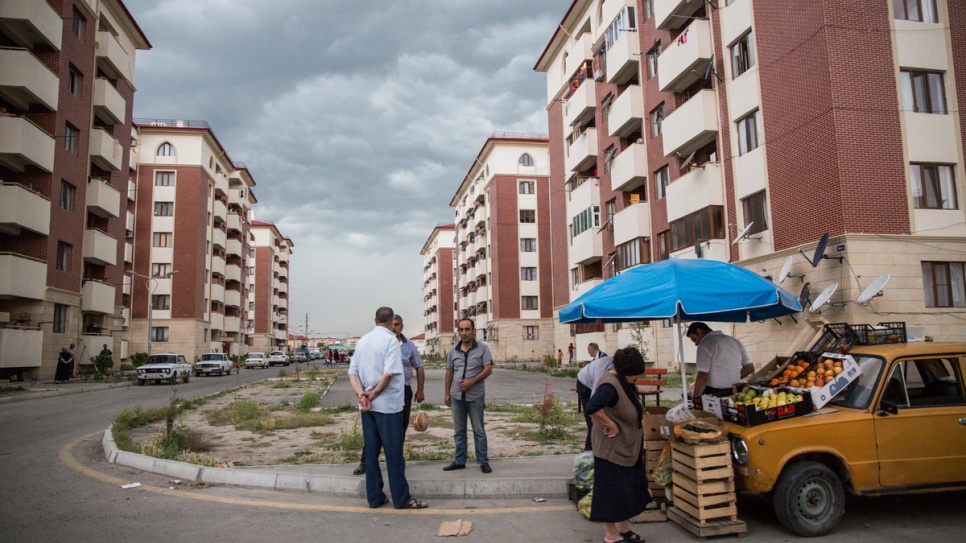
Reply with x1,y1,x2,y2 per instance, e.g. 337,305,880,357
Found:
294,390,320,412
129,352,148,368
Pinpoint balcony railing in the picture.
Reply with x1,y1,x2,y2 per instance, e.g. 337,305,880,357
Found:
0,47,58,110
662,89,719,158
666,162,724,223
614,201,652,246
82,228,118,266
93,78,126,126
607,85,644,139
610,143,647,193
0,183,49,235
0,0,62,50
565,127,599,173
658,19,714,93
86,177,121,219
0,327,43,368
0,115,54,172
655,0,704,30
564,79,597,128
89,127,123,171
605,27,640,85
0,253,46,299
95,30,133,84
81,279,116,314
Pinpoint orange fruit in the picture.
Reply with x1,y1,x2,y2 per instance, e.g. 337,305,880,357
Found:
769,379,779,386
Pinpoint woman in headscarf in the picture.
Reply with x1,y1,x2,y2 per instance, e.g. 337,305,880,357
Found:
585,346,650,543
54,346,73,383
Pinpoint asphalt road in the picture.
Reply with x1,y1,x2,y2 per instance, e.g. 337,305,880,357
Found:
1,366,964,543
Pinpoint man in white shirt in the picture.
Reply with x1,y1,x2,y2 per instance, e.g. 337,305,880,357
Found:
687,322,754,397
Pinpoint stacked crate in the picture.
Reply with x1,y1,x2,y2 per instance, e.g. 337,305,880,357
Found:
667,440,747,538
630,438,670,523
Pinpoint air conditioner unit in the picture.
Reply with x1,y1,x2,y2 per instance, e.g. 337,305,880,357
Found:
594,69,605,81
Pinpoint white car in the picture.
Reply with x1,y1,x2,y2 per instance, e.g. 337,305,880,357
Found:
244,352,268,369
195,353,232,376
267,351,289,367
137,354,191,386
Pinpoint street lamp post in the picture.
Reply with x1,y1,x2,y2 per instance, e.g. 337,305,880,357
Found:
127,269,178,356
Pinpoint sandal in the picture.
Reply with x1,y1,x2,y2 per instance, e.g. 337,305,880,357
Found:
620,530,643,542
399,498,428,509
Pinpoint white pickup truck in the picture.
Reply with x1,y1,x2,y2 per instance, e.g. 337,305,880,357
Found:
194,353,233,376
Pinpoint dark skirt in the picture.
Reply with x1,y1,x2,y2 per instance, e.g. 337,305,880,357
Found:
54,359,71,381
589,455,650,523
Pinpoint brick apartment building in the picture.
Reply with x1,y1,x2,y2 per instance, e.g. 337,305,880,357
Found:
420,223,455,356
249,221,292,353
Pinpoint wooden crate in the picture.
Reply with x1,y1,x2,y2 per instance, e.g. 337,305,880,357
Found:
670,441,740,524
670,441,732,482
630,501,667,524
667,506,747,539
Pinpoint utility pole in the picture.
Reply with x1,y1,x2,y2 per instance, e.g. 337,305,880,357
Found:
305,313,309,347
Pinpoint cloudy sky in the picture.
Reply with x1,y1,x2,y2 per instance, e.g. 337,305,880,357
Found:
123,0,566,337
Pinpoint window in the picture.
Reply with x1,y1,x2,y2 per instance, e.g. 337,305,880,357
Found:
521,267,537,281
151,327,170,342
616,237,650,271
67,65,82,96
520,238,536,252
737,110,761,156
570,206,601,239
157,142,175,157
56,242,71,271
152,295,171,310
64,123,79,154
649,103,665,138
911,164,957,209
152,232,173,247
519,153,534,167
883,358,964,408
668,206,726,252
604,6,637,50
248,266,255,274
154,202,174,216
894,0,938,22
741,191,769,234
901,70,946,114
60,181,75,211
519,209,536,223
155,172,174,186
646,42,661,79
922,261,966,307
53,304,68,333
248,302,255,310
731,32,756,78
522,296,539,311
519,180,535,194
571,268,580,288
644,0,654,19
524,326,539,340
655,166,669,199
657,230,670,261
606,199,617,221
71,8,85,39
152,263,172,277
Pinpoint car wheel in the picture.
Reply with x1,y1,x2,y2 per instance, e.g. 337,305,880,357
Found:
170,374,178,385
195,372,201,378
183,372,189,384
773,461,845,537
138,378,145,386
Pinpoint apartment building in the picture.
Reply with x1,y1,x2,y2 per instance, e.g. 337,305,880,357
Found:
249,220,292,353
420,223,456,356
536,0,966,366
449,133,555,361
0,0,149,378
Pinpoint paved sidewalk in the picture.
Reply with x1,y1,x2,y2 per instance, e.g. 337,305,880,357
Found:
0,379,133,404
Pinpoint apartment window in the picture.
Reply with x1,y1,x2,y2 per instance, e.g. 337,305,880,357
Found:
901,70,947,114
154,202,174,216
644,0,654,19
64,123,79,154
67,65,82,96
71,8,85,39
522,296,539,311
524,326,539,340
152,263,172,277
520,209,536,223
151,327,170,342
650,103,665,138
616,237,650,272
155,172,174,186
911,164,957,209
606,199,617,222
731,33,756,78
669,206,726,252
519,180,535,194
742,191,769,235
248,302,255,311
737,110,761,156
249,282,255,291
571,268,580,288
248,266,255,274
894,0,938,22
922,262,966,307
60,181,75,211
604,5,637,50
655,166,669,199
657,230,670,261
570,206,601,239
56,242,71,271
53,304,68,333
521,267,537,281
646,42,661,79
519,153,534,167
157,142,175,157
152,295,171,310
152,232,173,247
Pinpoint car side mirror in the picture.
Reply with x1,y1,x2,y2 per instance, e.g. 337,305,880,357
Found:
877,400,899,416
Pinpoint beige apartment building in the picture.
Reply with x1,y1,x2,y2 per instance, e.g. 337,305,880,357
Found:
249,221,292,353
420,223,456,356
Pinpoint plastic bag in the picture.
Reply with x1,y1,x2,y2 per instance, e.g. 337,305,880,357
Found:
652,442,674,487
573,450,594,491
665,401,696,424
578,489,593,519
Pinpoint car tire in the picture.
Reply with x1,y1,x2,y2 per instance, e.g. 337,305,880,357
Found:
773,461,845,537
138,378,145,386
183,372,189,384
195,372,201,378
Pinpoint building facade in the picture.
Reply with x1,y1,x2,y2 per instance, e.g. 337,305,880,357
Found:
249,221,292,353
0,0,149,378
535,0,966,366
420,223,456,356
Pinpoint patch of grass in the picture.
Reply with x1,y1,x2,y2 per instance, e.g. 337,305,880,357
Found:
485,402,532,413
206,400,269,426
0,386,26,395
269,412,332,430
318,402,358,414
271,382,291,389
403,446,450,462
294,390,320,412
336,421,364,452
430,415,454,430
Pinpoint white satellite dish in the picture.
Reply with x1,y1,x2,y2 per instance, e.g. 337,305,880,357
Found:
778,255,805,284
732,222,755,245
809,283,839,313
856,273,891,303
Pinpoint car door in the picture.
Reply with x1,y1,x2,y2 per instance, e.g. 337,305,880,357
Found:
873,354,966,488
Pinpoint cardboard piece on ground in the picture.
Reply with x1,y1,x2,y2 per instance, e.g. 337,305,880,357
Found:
437,520,473,537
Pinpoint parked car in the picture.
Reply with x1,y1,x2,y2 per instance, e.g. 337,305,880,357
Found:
291,352,307,363
244,352,268,369
725,341,966,537
309,349,322,360
267,351,289,367
136,354,191,386
194,353,233,376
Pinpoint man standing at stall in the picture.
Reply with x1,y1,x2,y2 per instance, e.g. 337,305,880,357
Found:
443,318,493,474
687,322,754,397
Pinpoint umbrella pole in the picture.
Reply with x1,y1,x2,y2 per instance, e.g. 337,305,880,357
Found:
676,316,688,406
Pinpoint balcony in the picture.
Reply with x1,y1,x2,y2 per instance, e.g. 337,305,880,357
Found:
0,253,46,299
95,30,134,84
122,274,131,296
93,78,126,126
224,315,240,334
564,79,597,128
81,279,115,314
86,177,121,219
226,237,242,257
0,116,54,172
213,198,228,221
574,278,604,299
210,282,225,302
0,0,62,50
0,183,50,235
210,311,224,331
89,127,123,171
82,229,117,266
0,48,58,110
610,142,647,193
212,227,227,250
614,202,652,246
607,85,643,138
565,127,598,173
227,213,244,232
0,328,43,368
565,33,594,79
666,162,724,222
277,281,288,294
605,27,640,85
214,172,229,198
124,242,132,264
128,179,136,201
662,89,719,158
658,19,714,93
224,289,241,307
655,0,704,30
570,229,604,266
211,254,226,277
226,263,241,282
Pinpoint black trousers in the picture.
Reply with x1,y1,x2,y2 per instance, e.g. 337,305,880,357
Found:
361,385,413,464
576,380,594,451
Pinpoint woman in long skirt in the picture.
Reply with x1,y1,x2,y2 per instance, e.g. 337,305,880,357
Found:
54,347,73,383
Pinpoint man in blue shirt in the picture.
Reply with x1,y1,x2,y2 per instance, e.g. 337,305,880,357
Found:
348,307,426,509
443,318,493,473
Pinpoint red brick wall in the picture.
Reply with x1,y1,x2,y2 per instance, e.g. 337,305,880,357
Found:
438,246,455,333
489,176,520,319
947,1,966,194
254,246,273,334
534,175,553,318
131,165,155,319
639,10,673,261
547,102,570,308
172,168,209,319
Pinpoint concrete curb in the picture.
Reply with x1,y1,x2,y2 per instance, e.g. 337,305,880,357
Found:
0,380,135,405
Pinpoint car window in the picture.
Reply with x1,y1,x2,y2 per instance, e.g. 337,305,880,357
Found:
829,355,885,409
882,357,965,409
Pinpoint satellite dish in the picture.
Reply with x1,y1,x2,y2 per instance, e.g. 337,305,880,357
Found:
809,282,839,313
778,255,805,283
798,282,812,309
680,150,696,171
732,222,755,245
856,273,891,303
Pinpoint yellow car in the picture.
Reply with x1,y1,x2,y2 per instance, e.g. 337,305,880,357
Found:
725,342,966,536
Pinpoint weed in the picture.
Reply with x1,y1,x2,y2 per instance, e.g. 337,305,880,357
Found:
337,421,364,452
294,390,320,412
403,446,450,462
0,386,27,395
271,382,291,389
